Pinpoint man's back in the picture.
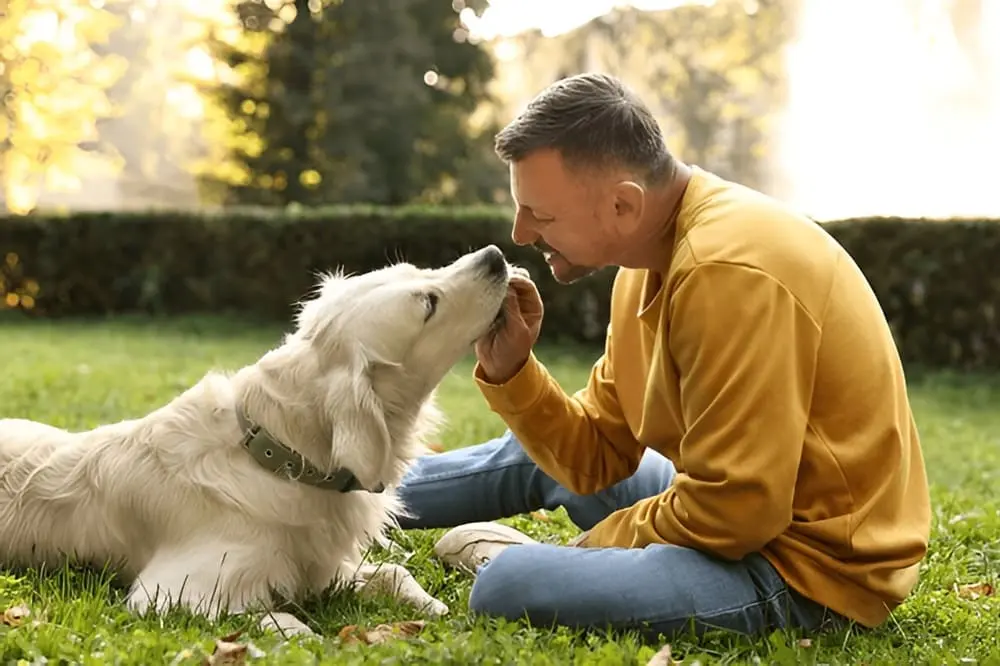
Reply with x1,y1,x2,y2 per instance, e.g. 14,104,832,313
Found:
596,166,931,627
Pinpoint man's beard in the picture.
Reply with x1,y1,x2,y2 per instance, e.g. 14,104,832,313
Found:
552,261,598,284
532,242,598,284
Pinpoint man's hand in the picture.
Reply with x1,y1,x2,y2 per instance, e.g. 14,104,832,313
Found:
475,267,544,384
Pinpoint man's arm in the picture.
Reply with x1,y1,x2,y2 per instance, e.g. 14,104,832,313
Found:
474,325,645,495
584,261,821,560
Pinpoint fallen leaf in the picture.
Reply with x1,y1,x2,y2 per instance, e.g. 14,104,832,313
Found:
202,630,265,665
530,510,550,522
203,640,247,666
338,620,426,645
2,605,30,627
955,582,994,600
646,644,678,666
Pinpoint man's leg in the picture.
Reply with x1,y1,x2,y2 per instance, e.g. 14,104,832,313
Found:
394,428,675,531
395,430,847,638
468,542,846,640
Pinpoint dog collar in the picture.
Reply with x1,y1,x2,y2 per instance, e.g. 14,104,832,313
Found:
235,409,384,493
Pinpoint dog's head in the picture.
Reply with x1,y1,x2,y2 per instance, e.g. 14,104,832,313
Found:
295,244,510,378
247,245,512,492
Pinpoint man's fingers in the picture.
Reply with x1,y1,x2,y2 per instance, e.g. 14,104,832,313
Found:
509,276,541,302
509,278,542,318
503,286,522,317
509,273,536,291
509,265,532,281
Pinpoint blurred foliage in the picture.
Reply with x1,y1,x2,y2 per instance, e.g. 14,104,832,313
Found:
90,0,223,207
196,0,508,207
0,0,507,213
2,209,1000,372
0,0,985,215
0,0,806,214
507,0,798,191
0,0,130,214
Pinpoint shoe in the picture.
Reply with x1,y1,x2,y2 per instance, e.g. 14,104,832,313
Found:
432,521,538,574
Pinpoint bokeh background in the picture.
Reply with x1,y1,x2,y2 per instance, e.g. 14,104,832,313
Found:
2,0,998,218
1,0,999,370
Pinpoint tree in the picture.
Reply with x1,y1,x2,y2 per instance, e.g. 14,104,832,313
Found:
198,0,504,207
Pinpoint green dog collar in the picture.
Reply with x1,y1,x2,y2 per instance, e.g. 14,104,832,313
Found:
235,409,384,493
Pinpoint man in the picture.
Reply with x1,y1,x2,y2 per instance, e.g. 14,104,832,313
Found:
394,73,931,640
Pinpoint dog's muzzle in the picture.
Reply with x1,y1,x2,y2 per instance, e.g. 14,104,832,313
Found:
477,245,508,282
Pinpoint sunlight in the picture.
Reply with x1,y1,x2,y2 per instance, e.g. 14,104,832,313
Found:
468,0,999,221
13,10,60,49
184,47,217,81
1,0,239,213
165,85,205,119
164,0,241,121
776,0,1000,220
462,0,713,39
5,0,997,219
4,3,107,214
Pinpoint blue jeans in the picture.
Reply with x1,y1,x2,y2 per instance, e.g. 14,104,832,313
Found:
396,429,847,639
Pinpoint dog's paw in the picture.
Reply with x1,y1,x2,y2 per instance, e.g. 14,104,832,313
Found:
259,611,315,638
126,580,230,620
126,584,177,617
353,562,449,617
419,596,450,617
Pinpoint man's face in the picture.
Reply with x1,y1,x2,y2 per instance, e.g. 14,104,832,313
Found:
508,149,627,284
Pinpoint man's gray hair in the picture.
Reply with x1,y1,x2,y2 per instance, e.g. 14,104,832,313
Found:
494,73,675,184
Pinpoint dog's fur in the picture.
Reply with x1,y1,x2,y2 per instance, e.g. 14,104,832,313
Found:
0,245,512,635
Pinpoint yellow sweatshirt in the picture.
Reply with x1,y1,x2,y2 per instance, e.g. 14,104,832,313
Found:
476,166,931,628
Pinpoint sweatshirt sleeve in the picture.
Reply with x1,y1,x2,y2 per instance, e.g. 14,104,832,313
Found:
474,326,646,494
585,261,822,560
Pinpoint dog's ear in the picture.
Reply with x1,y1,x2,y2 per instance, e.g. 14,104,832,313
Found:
324,363,392,490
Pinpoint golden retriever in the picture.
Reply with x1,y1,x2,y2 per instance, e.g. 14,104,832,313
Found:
0,245,513,636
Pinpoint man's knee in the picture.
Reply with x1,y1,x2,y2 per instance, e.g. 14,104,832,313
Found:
467,546,555,622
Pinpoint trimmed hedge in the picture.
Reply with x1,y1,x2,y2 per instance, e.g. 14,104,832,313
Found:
1,208,999,371
0,207,617,346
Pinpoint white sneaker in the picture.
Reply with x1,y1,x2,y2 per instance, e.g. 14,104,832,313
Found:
432,521,538,574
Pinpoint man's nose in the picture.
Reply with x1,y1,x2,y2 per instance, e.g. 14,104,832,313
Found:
511,212,538,247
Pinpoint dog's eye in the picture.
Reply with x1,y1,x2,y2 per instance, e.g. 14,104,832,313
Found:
423,292,439,321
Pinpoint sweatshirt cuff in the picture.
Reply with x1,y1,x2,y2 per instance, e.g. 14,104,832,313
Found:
584,511,628,549
474,352,550,416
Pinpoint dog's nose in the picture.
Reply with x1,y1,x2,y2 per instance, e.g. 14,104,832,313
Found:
479,245,507,278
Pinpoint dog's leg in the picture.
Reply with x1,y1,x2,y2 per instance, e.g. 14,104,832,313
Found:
352,562,449,617
130,540,317,638
127,538,289,622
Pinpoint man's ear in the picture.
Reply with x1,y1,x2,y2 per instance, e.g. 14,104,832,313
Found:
612,180,645,234
324,365,392,491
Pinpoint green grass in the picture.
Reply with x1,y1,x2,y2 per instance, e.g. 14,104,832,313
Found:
0,315,998,665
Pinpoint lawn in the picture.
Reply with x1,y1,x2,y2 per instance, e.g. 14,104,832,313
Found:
0,315,998,665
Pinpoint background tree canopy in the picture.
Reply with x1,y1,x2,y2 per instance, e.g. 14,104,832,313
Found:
8,0,989,215
0,0,507,213
198,0,507,208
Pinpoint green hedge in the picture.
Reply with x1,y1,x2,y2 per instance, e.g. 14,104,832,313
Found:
1,208,999,371
0,207,618,346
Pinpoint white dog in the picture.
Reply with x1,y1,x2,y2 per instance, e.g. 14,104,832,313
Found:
0,245,514,636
